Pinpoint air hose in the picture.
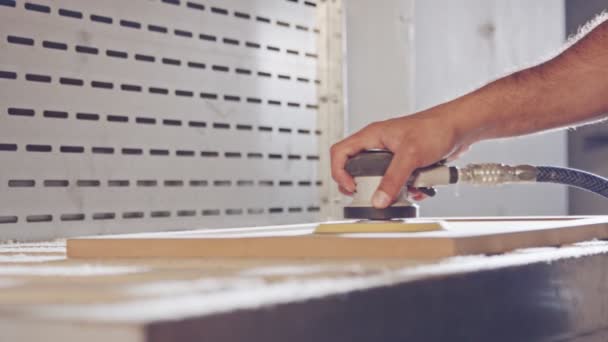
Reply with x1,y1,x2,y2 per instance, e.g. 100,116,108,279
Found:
536,166,608,198
343,151,608,220
411,163,608,199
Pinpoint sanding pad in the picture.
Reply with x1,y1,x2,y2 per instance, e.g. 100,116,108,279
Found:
314,220,446,234
344,205,418,220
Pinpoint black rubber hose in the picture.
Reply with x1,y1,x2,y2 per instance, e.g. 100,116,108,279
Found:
536,166,608,199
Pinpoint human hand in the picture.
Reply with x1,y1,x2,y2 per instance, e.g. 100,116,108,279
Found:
330,110,471,208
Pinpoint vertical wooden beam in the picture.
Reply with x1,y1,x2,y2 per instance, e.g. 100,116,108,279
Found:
317,0,346,220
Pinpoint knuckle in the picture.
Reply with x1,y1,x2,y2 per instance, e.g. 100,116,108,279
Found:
329,142,344,157
329,143,338,155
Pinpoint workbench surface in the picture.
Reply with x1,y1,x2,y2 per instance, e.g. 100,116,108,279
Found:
3,225,608,342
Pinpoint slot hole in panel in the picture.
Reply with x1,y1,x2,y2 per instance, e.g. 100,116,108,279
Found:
226,209,243,215
236,124,252,131
189,180,208,187
58,8,82,19
150,149,170,156
137,180,158,187
27,214,52,222
188,121,206,128
176,150,195,157
109,180,130,187
178,210,196,217
120,19,141,29
135,54,155,62
91,80,114,89
24,2,50,13
26,73,51,83
162,58,181,66
8,107,35,117
7,35,34,46
234,11,250,19
26,144,52,152
248,208,264,215
237,180,254,187
122,148,143,155
136,117,156,124
92,147,114,154
106,50,128,59
107,115,129,123
0,0,16,8
150,87,169,95
259,180,274,187
0,143,18,151
0,216,18,224
44,180,69,187
8,180,35,187
201,151,219,157
61,213,85,221
188,61,205,69
174,29,193,38
164,180,184,187
77,180,101,187
247,152,263,159
93,212,115,220
90,14,113,24
151,211,171,218
148,24,168,33
123,212,144,219
186,1,204,11
43,110,68,119
75,45,99,55
0,71,17,79
211,7,228,15
60,145,85,153
213,180,231,187
76,113,99,121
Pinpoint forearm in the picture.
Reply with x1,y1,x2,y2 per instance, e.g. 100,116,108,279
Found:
441,19,608,144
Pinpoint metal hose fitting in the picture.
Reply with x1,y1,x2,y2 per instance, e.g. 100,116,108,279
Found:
458,163,538,186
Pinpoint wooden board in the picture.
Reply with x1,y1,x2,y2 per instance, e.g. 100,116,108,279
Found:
67,216,608,259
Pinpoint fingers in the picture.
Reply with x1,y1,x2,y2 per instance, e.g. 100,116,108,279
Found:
338,185,354,196
330,134,381,193
373,152,417,208
330,142,359,192
411,190,427,202
407,186,430,202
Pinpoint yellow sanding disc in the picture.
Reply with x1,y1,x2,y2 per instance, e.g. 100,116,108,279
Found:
314,220,445,234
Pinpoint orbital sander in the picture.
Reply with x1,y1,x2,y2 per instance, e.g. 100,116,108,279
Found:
316,149,608,234
342,150,456,220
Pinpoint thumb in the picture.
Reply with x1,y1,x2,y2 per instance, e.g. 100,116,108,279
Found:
372,153,416,209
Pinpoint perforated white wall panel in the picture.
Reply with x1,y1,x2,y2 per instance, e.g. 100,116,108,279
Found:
0,0,325,240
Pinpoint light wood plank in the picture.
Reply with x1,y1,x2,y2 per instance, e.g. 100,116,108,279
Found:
67,216,608,259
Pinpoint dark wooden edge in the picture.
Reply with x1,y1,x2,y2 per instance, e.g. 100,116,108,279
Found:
146,252,608,342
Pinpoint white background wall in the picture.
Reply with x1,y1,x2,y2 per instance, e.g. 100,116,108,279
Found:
345,0,414,133
345,0,568,216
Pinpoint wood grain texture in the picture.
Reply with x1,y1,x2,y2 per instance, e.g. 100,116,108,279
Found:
67,216,608,259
